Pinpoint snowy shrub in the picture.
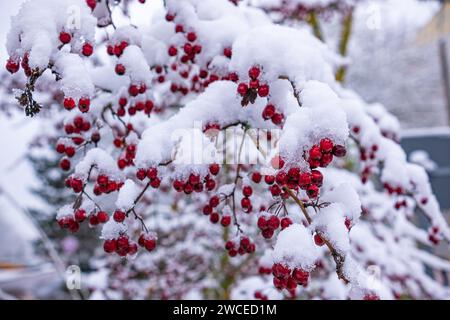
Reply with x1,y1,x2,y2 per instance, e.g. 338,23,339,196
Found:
3,0,450,300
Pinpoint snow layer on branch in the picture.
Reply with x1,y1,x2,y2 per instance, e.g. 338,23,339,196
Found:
56,204,74,220
119,45,151,84
75,148,122,179
101,220,128,240
231,26,340,87
136,81,267,166
280,81,348,165
312,203,350,254
54,52,95,99
272,224,319,270
321,183,361,222
116,180,139,210
7,0,96,68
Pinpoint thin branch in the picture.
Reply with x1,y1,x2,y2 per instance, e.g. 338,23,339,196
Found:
283,187,350,284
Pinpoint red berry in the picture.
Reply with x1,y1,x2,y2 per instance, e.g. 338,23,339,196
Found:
168,46,178,56
221,216,231,227
251,172,262,183
307,184,319,198
298,172,311,189
271,113,284,125
268,215,280,229
258,84,269,97
242,186,253,197
86,0,97,10
165,13,175,21
237,82,248,96
144,238,156,252
56,143,66,154
280,217,292,230
115,64,126,75
257,216,268,230
262,228,274,239
262,104,275,120
249,79,259,89
314,233,325,246
175,24,184,33
241,197,251,208
210,212,220,224
147,167,158,179
332,145,347,157
270,184,282,196
128,242,138,255
89,214,99,226
264,175,275,185
311,170,323,186
60,158,71,171
187,32,197,42
103,239,117,253
150,177,161,188
113,210,126,222
91,131,101,143
74,209,87,222
209,196,220,207
129,85,139,96
292,268,309,285
320,153,333,167
203,205,212,215
5,58,19,74
309,145,322,160
248,66,260,79
78,97,90,113
223,47,232,58
82,43,93,56
63,97,76,110
209,163,220,175
136,168,147,180
59,32,71,44
345,218,352,230
97,211,109,223
319,138,334,153
225,240,235,251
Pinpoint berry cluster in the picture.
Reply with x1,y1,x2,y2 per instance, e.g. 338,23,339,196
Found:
240,184,253,213
107,40,129,58
138,233,157,252
103,235,138,257
237,66,270,106
307,138,345,169
88,211,109,226
93,174,123,196
57,215,81,233
63,96,91,113
117,144,137,169
202,195,232,226
271,263,309,292
257,214,292,239
173,166,219,194
136,167,161,189
262,103,284,126
428,226,440,245
117,96,154,117
225,236,255,257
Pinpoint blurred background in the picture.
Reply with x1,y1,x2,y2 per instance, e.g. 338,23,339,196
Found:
1,0,450,299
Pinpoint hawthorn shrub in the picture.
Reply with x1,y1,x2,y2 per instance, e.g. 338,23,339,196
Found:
4,0,450,299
